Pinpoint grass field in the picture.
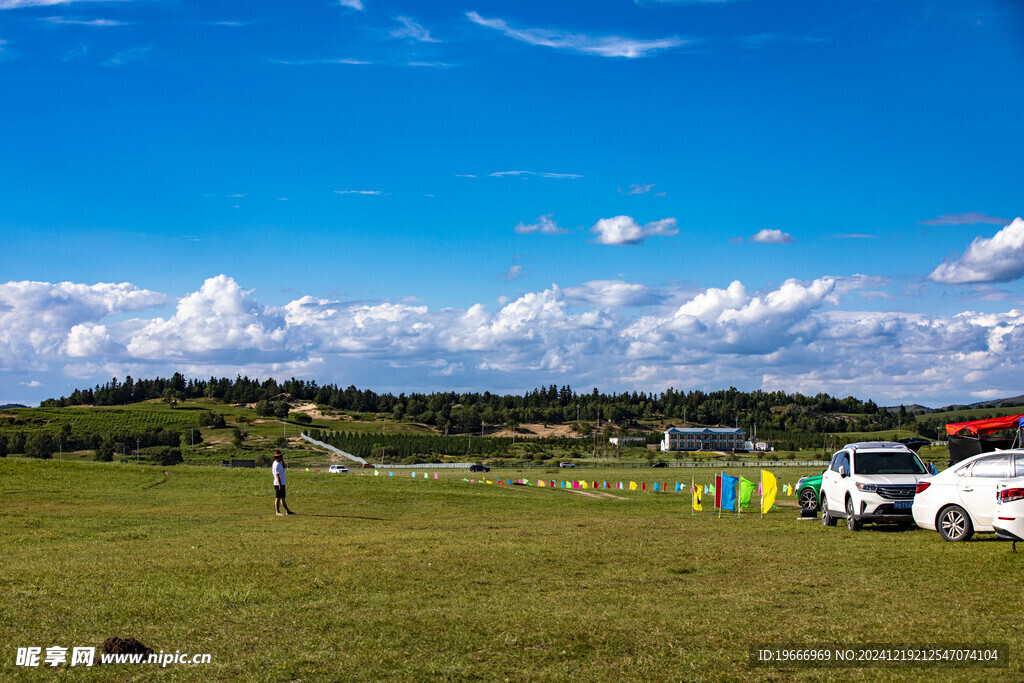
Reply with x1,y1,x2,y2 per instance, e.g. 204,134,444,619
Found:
2,459,1019,681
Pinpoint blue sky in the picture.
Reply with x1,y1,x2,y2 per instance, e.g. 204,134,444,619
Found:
1,0,1022,407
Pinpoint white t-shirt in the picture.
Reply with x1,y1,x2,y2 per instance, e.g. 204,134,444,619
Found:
272,460,286,486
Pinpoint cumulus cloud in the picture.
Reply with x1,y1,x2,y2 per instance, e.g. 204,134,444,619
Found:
929,217,1024,284
0,280,166,369
920,212,1009,226
8,274,1024,406
391,16,439,43
514,214,568,235
466,11,685,58
749,228,794,244
591,215,678,245
126,275,290,362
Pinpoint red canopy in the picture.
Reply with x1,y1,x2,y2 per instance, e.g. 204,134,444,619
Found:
945,413,1024,437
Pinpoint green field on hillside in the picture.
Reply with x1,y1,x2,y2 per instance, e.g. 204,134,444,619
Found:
2,460,1018,681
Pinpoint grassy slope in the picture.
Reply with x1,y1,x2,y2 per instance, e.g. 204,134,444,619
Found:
1,460,1017,681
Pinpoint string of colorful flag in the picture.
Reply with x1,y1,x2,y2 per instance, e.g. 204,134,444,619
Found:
295,466,799,515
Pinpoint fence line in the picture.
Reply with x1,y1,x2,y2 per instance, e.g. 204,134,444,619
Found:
299,433,367,465
296,433,829,471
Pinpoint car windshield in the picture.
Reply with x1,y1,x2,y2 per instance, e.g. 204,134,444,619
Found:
854,452,926,475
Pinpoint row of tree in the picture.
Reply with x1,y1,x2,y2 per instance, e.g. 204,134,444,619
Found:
1,427,194,460
42,375,904,435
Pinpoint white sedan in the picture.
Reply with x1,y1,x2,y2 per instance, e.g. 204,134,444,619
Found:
994,477,1024,544
912,449,1024,541
328,465,349,474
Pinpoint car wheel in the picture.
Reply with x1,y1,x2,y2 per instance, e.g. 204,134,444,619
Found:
821,495,837,526
937,505,974,542
846,497,860,531
799,487,819,511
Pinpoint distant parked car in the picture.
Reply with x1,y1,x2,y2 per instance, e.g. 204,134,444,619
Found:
559,462,577,468
994,476,1024,544
328,465,349,474
795,473,824,510
361,463,375,468
913,450,1024,541
651,462,668,468
469,463,490,473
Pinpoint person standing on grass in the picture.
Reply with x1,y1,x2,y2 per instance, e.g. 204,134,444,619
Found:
273,451,294,516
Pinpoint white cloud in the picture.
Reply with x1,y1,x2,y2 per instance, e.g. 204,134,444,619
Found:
0,280,166,369
466,11,685,58
503,265,524,282
514,214,568,235
273,58,371,66
590,215,678,245
391,16,439,43
749,228,794,244
337,0,363,10
40,16,126,26
10,274,1024,407
103,44,150,66
929,218,1024,284
487,170,582,179
563,280,662,308
0,0,122,7
619,183,654,195
126,275,290,362
334,189,382,195
920,212,1009,226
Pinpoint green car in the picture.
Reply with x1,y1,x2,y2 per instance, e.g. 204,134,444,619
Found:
795,473,824,511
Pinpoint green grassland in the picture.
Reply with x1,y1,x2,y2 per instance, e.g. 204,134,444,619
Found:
2,460,1019,681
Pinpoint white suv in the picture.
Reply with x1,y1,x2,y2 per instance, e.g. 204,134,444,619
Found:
820,442,929,531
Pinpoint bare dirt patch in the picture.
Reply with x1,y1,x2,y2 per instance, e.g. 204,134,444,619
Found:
291,402,333,420
490,423,580,438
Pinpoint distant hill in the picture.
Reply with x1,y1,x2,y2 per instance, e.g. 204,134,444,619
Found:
886,396,1024,415
964,395,1024,410
0,403,27,409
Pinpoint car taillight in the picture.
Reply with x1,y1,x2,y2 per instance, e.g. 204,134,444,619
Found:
998,487,1024,504
915,482,931,494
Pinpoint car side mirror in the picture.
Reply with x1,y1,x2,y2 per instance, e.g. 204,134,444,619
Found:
838,466,847,478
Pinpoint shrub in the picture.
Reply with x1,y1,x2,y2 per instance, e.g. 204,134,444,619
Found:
25,432,55,459
199,411,226,428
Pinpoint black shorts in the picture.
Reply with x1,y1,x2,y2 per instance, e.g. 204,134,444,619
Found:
274,485,286,499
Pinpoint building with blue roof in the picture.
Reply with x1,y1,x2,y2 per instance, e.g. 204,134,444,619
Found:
661,427,746,452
